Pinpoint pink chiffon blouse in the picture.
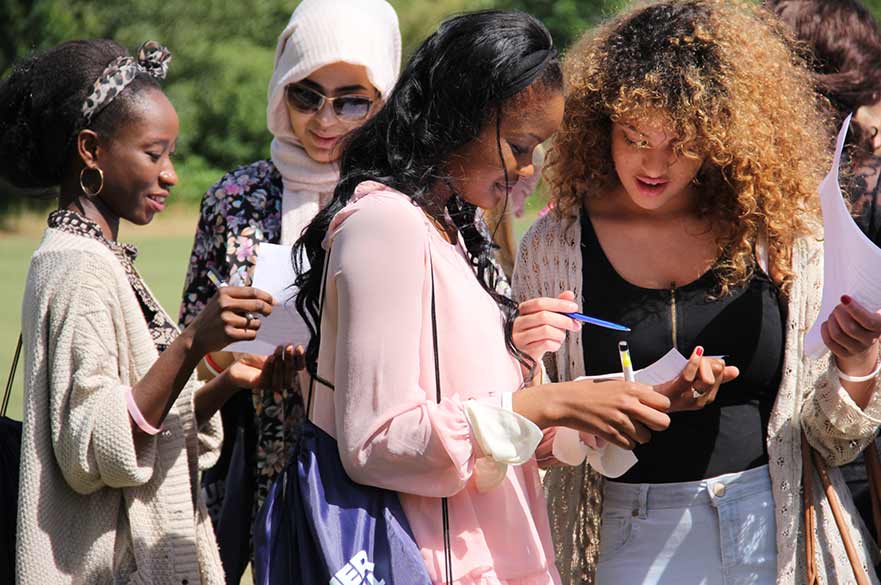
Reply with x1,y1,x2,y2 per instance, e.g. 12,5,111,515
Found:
308,182,561,584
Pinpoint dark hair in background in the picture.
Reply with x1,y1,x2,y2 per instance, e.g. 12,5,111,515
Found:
767,0,881,153
0,39,161,191
294,9,562,377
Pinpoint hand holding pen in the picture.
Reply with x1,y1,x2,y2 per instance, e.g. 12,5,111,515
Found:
206,269,261,324
514,291,583,365
206,269,306,392
568,341,638,452
183,269,274,357
514,290,631,367
618,341,636,382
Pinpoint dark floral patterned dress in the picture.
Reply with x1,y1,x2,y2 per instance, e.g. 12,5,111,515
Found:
179,160,305,569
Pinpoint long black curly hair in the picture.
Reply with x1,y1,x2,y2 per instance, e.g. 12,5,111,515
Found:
293,9,562,378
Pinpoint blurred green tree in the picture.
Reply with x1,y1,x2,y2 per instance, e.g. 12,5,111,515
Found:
492,0,623,48
3,0,881,213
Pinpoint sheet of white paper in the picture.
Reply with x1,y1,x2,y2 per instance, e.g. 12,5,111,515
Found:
805,114,881,357
226,243,311,356
577,347,691,385
554,348,693,477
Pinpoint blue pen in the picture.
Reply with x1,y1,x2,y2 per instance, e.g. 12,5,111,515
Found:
561,312,631,332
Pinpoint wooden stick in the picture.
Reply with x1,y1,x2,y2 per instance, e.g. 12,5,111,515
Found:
811,446,871,585
802,433,818,585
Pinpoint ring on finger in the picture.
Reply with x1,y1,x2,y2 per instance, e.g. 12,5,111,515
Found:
692,388,707,399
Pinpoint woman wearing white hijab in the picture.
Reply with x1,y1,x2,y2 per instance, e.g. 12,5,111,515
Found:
178,0,401,578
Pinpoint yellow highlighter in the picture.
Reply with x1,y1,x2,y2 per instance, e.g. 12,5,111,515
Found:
618,341,635,382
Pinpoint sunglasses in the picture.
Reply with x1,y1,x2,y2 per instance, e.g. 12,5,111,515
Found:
285,83,375,122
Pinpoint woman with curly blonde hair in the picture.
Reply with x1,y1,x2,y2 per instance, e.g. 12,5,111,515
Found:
512,1,881,583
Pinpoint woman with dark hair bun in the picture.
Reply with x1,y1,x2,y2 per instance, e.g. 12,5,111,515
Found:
293,10,673,583
0,39,278,584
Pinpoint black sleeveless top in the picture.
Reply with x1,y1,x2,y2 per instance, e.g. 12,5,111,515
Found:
579,212,786,483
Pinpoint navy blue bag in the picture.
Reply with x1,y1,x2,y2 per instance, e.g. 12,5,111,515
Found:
254,419,432,585
254,256,452,585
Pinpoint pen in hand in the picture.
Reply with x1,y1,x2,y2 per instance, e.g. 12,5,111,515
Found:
207,268,258,324
561,311,631,332
618,341,635,382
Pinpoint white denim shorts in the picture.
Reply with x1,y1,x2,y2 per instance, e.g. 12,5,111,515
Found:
596,464,777,585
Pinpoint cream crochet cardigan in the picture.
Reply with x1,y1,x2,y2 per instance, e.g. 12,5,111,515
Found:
16,228,225,585
512,211,881,585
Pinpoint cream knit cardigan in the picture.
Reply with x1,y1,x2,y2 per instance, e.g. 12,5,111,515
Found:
512,211,881,585
16,228,225,585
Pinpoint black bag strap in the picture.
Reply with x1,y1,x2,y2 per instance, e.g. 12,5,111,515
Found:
305,251,334,418
428,254,454,585
2,334,22,418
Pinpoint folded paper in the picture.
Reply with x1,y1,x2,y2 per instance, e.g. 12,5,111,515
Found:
805,114,881,357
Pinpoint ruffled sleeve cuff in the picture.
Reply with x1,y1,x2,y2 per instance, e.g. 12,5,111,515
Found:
464,394,542,465
460,393,542,492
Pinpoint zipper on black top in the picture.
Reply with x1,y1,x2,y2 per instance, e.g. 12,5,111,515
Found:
670,284,678,350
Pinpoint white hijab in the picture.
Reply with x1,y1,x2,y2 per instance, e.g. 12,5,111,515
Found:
267,0,402,245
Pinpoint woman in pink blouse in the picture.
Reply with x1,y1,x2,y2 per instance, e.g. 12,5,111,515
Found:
292,11,673,584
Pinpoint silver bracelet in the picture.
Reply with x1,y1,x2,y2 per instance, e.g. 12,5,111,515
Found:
836,355,881,383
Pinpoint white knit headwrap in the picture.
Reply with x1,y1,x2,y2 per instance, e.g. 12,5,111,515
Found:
268,0,402,245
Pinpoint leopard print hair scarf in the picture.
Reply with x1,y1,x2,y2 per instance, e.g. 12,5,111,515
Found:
80,40,172,126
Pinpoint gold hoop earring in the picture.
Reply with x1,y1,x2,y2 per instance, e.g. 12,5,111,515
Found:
79,167,104,198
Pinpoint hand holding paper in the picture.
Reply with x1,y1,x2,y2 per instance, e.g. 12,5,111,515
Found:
534,361,675,477
575,347,736,412
556,377,671,449
653,347,739,412
819,295,881,385
805,114,881,360
553,348,737,477
226,243,312,356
